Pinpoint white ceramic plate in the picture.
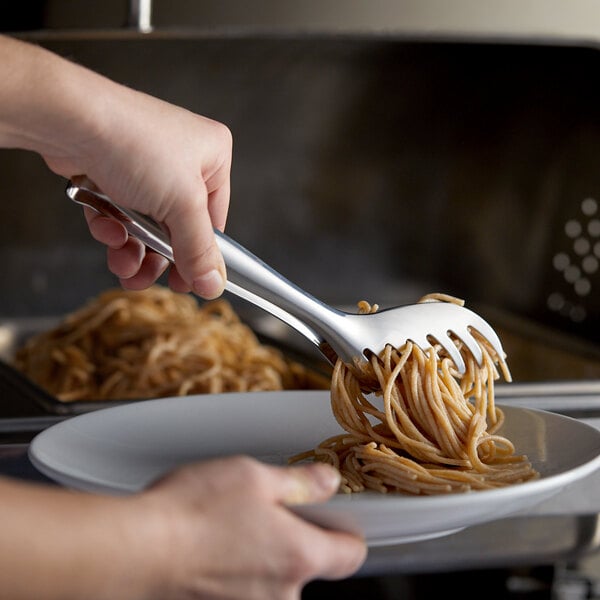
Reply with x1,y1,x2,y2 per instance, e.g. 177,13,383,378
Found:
29,391,600,546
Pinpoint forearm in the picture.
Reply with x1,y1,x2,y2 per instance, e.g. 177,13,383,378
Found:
0,477,165,600
0,35,121,165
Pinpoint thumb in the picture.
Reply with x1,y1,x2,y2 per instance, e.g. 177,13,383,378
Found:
279,463,341,506
164,191,226,300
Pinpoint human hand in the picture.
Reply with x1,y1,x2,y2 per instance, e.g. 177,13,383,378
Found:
135,456,367,600
0,35,232,298
44,86,232,299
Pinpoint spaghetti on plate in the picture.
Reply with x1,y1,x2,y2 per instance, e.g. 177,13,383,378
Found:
290,294,538,495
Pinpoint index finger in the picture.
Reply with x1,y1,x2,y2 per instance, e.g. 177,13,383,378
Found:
308,528,367,581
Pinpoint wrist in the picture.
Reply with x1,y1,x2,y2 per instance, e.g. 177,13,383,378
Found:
119,493,181,600
0,35,122,174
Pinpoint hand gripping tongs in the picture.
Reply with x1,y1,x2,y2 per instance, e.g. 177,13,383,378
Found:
66,176,505,375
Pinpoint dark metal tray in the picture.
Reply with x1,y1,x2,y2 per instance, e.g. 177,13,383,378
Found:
0,314,332,417
0,357,136,416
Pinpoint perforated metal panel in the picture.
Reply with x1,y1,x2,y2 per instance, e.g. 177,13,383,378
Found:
548,197,600,323
534,132,600,344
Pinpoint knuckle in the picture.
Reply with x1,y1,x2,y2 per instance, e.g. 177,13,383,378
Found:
285,536,366,583
168,189,206,222
230,456,269,491
214,122,233,150
282,545,321,583
333,538,367,576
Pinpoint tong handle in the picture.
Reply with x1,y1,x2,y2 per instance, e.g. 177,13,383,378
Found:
65,177,327,347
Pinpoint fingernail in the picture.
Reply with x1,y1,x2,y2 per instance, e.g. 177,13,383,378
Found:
193,269,224,299
286,464,341,505
308,463,341,494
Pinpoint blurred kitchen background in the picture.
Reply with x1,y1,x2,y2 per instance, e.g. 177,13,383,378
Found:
1,1,600,372
2,3,600,599
2,1,600,382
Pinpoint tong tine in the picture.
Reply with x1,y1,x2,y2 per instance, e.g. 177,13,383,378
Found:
448,326,484,366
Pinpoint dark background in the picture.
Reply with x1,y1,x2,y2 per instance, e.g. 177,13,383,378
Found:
1,2,599,353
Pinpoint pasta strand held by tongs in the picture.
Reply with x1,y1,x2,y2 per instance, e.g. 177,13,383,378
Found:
290,294,538,496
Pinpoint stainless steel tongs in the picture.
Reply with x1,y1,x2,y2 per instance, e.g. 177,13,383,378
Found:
66,176,504,374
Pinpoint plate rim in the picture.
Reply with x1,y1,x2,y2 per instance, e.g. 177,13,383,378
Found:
29,390,600,503
28,390,600,545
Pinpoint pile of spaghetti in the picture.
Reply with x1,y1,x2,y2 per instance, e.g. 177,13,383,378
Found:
291,294,538,495
14,286,328,402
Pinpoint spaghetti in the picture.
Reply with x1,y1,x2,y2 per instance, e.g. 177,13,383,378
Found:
290,294,538,495
14,286,328,401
